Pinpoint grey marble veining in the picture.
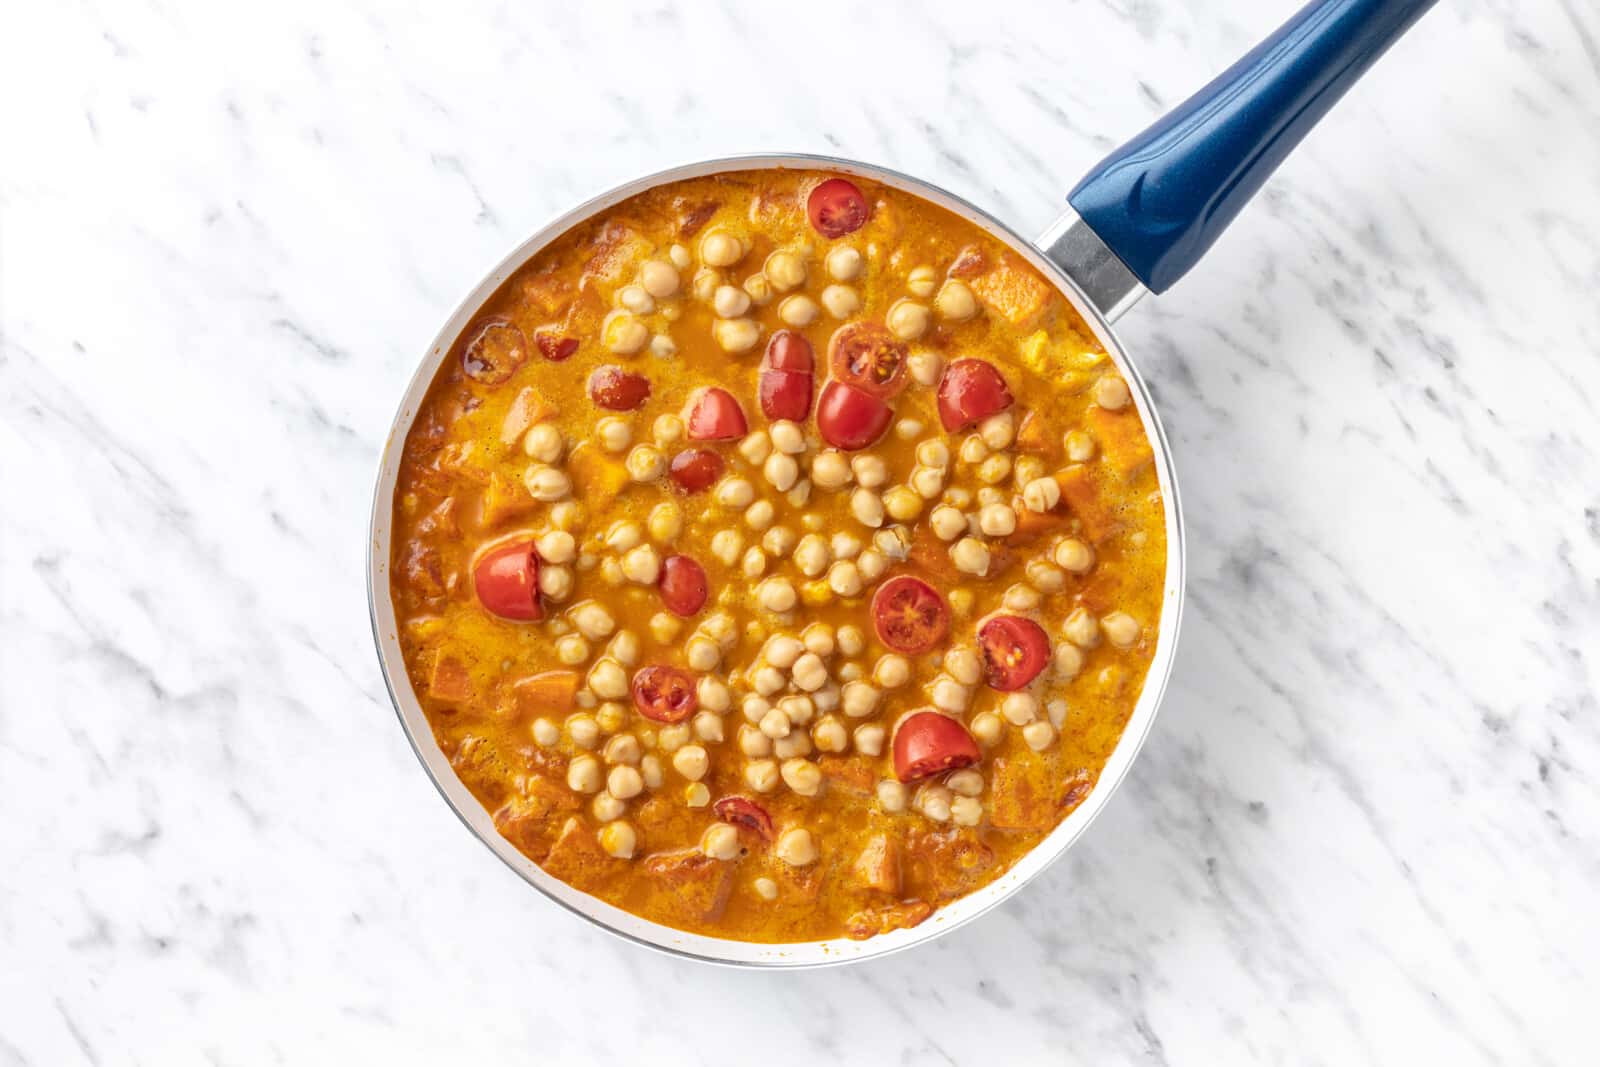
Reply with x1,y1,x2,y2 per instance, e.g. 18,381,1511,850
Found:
3,0,1597,1062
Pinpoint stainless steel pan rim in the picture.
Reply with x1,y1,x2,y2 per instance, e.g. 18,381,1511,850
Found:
366,151,1186,969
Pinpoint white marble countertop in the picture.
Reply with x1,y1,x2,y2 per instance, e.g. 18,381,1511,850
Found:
4,0,1597,1062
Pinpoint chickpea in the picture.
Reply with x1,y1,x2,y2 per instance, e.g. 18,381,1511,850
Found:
701,822,741,861
850,488,885,528
572,602,616,641
779,295,819,327
780,758,823,796
907,264,938,298
877,779,908,813
694,711,725,744
640,259,680,298
537,565,573,601
827,560,864,598
930,676,972,713
837,624,865,657
684,782,711,808
1064,607,1101,648
853,723,886,756
608,630,641,667
883,485,924,522
556,633,590,666
700,230,743,268
1022,721,1058,751
950,796,983,827
603,311,648,355
598,820,637,859
604,733,642,766
649,612,682,644
774,828,817,866
743,273,773,306
625,445,665,483
886,299,931,341
929,504,967,542
713,284,752,319
1053,642,1085,680
763,452,800,493
917,784,953,823
524,464,572,502
1023,477,1062,513
650,334,677,359
592,792,626,823
873,654,911,689
944,648,982,687
646,502,683,544
978,502,1017,537
950,537,991,576
935,279,978,321
621,544,661,585
825,245,863,281
947,769,984,797
744,500,775,532
523,422,564,462
1094,375,1132,410
764,250,806,291
1101,612,1141,648
821,284,861,318
979,411,1016,450
977,453,1013,485
567,755,603,794
618,284,655,315
713,317,761,353
769,420,806,455
672,745,709,781
763,525,798,556
1055,538,1095,574
841,680,881,718
1065,430,1096,462
765,635,804,670
856,547,887,581
1001,692,1039,726
1003,583,1042,612
970,711,1004,747
744,758,781,793
791,652,829,691
908,350,943,386
794,533,832,577
685,634,721,672
810,450,853,490
757,577,798,613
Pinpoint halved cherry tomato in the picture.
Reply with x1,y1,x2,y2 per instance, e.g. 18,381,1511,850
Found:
936,358,1014,431
658,554,708,616
807,178,870,239
630,665,698,724
684,387,748,440
978,615,1051,691
759,331,814,420
533,327,578,362
713,796,774,841
668,448,724,492
828,322,908,399
461,320,528,385
472,540,542,621
871,576,950,655
588,365,651,410
816,380,892,451
893,711,981,783
763,329,814,373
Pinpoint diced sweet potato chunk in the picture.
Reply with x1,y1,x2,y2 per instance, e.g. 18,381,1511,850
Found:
1085,405,1153,480
511,670,580,717
773,859,826,903
520,270,572,316
567,443,631,498
1015,409,1061,461
1056,464,1123,544
493,779,578,860
500,386,557,446
541,817,624,891
450,734,512,806
853,834,901,895
844,900,932,940
818,755,876,795
428,655,472,702
905,828,996,900
989,757,1095,832
583,220,652,286
640,849,735,924
969,251,1053,328
477,471,534,528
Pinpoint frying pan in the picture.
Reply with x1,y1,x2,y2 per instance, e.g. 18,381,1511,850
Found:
367,0,1439,966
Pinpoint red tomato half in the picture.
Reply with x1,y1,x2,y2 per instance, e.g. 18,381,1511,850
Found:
871,576,951,655
472,540,542,621
978,615,1051,691
668,448,724,492
630,665,699,724
893,711,981,783
759,331,815,420
684,386,748,440
936,359,1014,431
816,380,892,451
807,178,870,239
533,327,578,362
658,555,709,617
828,322,908,399
713,796,774,841
588,365,651,410
763,330,814,373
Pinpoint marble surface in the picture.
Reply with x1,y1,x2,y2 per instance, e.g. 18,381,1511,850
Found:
4,0,1598,1062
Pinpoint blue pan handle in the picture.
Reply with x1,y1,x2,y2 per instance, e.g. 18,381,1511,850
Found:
1066,0,1439,296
